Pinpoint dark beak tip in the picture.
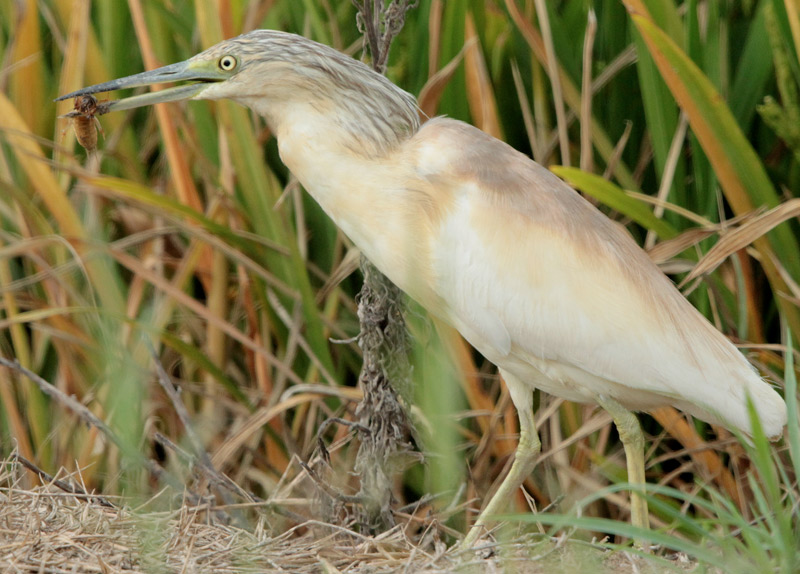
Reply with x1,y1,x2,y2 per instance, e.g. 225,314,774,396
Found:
54,89,91,102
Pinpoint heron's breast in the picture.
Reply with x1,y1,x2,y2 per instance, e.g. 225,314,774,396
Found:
277,124,445,310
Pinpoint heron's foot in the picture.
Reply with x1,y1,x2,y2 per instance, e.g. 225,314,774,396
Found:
458,435,541,551
458,521,492,551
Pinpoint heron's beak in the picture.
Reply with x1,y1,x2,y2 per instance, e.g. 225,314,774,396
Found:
55,60,225,112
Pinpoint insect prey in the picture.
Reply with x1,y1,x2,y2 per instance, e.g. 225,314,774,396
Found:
61,95,111,153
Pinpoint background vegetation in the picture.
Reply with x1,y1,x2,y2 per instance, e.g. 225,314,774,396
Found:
0,0,798,570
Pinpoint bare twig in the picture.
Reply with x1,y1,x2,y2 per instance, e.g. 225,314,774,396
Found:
154,432,196,466
352,0,419,74
299,460,363,505
316,417,370,464
13,453,115,508
149,345,258,504
0,356,173,486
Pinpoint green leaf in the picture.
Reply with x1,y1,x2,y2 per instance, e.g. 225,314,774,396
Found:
551,167,678,240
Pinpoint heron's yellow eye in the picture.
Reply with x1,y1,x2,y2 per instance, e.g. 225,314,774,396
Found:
218,55,238,71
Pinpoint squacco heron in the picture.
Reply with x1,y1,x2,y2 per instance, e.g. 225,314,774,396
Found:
58,30,787,547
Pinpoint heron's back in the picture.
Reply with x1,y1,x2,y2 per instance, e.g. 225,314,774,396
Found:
408,118,786,438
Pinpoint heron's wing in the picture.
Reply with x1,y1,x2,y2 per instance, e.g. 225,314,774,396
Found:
409,118,785,435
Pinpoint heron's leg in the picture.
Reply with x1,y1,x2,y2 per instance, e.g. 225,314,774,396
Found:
460,370,541,548
596,395,650,550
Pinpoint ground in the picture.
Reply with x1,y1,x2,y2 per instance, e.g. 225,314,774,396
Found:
0,461,700,574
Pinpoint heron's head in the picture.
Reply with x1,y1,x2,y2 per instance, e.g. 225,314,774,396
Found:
57,30,420,154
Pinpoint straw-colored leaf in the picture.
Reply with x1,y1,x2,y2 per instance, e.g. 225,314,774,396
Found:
9,0,45,136
0,95,83,238
647,228,714,265
463,12,502,139
418,39,473,118
684,199,800,285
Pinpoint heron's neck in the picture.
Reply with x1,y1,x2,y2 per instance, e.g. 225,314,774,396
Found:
272,104,404,229
268,104,437,306
244,84,418,155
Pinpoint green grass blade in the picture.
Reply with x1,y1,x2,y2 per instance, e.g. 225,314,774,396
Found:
784,326,800,488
